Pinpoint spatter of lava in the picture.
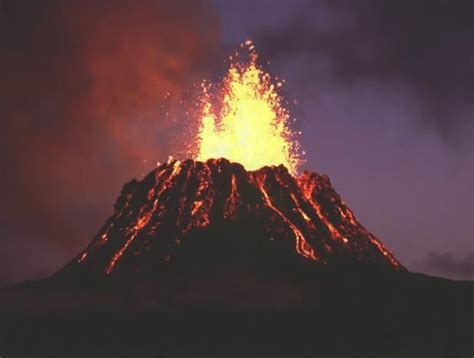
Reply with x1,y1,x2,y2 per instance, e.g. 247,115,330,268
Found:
195,40,302,175
70,159,403,275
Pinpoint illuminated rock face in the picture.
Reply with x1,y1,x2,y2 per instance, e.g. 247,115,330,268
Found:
63,159,403,276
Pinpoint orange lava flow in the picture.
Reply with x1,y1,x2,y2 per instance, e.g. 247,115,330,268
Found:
195,40,302,175
255,175,317,261
299,180,349,244
78,252,88,263
367,233,401,267
105,161,182,274
224,174,240,219
187,163,213,230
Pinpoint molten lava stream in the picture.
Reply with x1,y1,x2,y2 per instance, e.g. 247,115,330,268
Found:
105,161,182,274
254,174,317,261
299,179,349,244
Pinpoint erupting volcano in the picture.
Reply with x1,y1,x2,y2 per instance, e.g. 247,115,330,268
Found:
3,40,472,358
61,41,402,277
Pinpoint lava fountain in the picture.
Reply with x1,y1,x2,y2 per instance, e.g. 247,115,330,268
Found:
195,40,302,175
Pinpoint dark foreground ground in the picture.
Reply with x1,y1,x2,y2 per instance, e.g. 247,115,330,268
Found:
0,266,472,358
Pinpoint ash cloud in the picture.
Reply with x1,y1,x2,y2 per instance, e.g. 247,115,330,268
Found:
0,0,218,284
255,0,473,139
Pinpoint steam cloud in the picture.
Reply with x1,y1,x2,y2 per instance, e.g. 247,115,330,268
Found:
0,0,218,284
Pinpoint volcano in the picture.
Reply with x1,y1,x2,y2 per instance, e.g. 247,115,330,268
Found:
59,158,403,278
1,41,472,357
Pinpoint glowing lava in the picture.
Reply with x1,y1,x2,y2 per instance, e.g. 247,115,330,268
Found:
195,40,302,175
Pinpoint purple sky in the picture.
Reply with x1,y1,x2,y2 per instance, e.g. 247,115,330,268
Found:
0,0,472,284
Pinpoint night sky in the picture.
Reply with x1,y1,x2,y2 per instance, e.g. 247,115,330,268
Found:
1,0,472,285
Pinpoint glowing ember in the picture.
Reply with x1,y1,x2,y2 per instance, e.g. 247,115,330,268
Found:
195,40,302,174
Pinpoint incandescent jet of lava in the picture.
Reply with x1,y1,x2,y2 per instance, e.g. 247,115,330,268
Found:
195,40,302,174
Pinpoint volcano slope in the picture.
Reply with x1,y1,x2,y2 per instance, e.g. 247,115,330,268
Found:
0,159,472,358
60,158,404,275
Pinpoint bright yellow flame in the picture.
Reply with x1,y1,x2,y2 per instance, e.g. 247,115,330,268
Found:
195,41,302,174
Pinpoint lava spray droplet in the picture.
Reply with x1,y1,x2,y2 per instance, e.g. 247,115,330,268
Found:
195,40,303,174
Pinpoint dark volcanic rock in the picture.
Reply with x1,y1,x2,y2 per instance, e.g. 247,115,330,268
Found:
59,158,403,277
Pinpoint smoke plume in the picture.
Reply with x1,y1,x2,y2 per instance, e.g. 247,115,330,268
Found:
0,0,218,284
